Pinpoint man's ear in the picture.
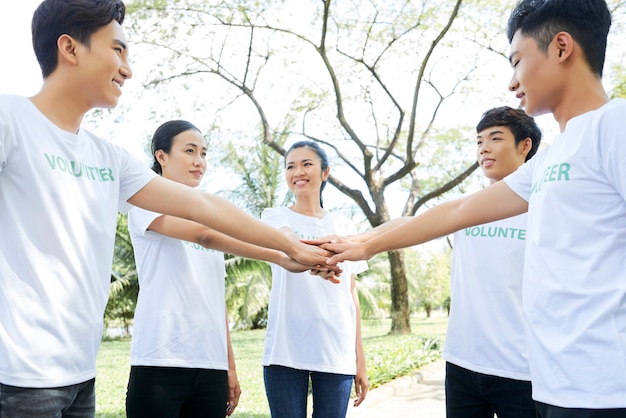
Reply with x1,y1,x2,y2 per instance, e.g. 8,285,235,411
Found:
554,31,574,61
57,34,79,66
520,137,532,158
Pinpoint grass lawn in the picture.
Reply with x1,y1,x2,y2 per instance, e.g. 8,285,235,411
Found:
95,314,447,418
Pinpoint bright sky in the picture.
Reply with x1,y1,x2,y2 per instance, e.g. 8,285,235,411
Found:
1,1,42,96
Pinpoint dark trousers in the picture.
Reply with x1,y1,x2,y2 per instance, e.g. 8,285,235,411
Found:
445,362,536,418
0,378,95,418
125,366,228,418
536,401,626,418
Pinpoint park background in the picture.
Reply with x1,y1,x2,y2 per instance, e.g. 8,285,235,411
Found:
3,0,626,416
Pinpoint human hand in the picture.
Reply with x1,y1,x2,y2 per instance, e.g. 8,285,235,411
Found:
308,265,342,284
353,367,369,407
290,240,333,266
278,255,343,284
300,234,351,247
321,240,371,265
226,369,241,416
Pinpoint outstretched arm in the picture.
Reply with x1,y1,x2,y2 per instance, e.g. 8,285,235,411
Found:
146,214,342,281
324,181,527,264
128,176,330,266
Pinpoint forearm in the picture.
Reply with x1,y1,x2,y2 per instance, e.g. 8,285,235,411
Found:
130,178,306,259
201,230,285,265
226,313,236,374
362,183,527,257
354,217,413,242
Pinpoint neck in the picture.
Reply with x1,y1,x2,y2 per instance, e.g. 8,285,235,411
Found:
29,76,89,134
290,194,325,218
552,72,609,132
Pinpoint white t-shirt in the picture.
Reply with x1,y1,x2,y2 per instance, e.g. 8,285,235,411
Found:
128,206,228,370
444,215,530,381
261,207,367,375
0,95,155,387
504,99,626,408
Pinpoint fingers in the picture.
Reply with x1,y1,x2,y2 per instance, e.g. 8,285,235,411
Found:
353,377,369,407
326,253,347,266
226,386,241,416
309,266,342,284
301,234,344,245
226,376,241,416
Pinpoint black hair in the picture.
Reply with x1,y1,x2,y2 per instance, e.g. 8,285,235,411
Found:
506,0,611,77
476,106,542,162
285,141,330,208
151,120,201,175
32,0,126,79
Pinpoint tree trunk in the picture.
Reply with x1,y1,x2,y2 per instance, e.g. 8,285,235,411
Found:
388,249,411,334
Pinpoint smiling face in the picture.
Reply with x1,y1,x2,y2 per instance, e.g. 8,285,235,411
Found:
285,146,329,199
157,129,207,187
508,30,562,117
72,20,132,109
476,125,530,184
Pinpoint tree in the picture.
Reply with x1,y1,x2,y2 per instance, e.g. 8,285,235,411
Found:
124,0,515,333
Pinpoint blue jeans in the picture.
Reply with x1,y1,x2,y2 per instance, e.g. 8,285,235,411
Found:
536,401,626,418
125,366,228,418
445,362,536,418
263,365,353,418
0,378,95,418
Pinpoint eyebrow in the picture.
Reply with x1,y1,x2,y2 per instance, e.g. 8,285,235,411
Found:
286,158,314,165
113,39,128,51
477,130,505,139
184,143,207,150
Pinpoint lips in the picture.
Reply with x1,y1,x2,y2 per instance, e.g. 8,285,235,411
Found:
481,159,495,168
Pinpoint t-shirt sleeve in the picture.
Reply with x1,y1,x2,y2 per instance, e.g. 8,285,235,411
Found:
503,152,539,202
598,104,626,201
128,206,163,240
115,147,158,213
261,207,289,230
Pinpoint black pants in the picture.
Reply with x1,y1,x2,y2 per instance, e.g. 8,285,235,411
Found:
536,401,626,418
126,366,228,418
445,362,536,418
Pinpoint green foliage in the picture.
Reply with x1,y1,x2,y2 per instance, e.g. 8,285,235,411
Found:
105,214,138,335
224,256,273,329
405,246,451,317
218,140,290,217
365,336,441,388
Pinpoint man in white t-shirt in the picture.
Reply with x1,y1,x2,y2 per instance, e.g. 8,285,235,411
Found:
0,1,333,416
315,1,626,416
445,106,541,418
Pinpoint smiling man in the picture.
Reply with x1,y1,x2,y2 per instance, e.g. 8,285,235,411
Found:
444,107,541,418
0,1,332,416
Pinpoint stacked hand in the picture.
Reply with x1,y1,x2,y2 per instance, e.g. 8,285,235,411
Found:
287,233,371,284
302,234,369,266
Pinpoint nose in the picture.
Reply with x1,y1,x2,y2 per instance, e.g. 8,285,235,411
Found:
120,59,133,80
193,154,204,166
508,74,519,92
